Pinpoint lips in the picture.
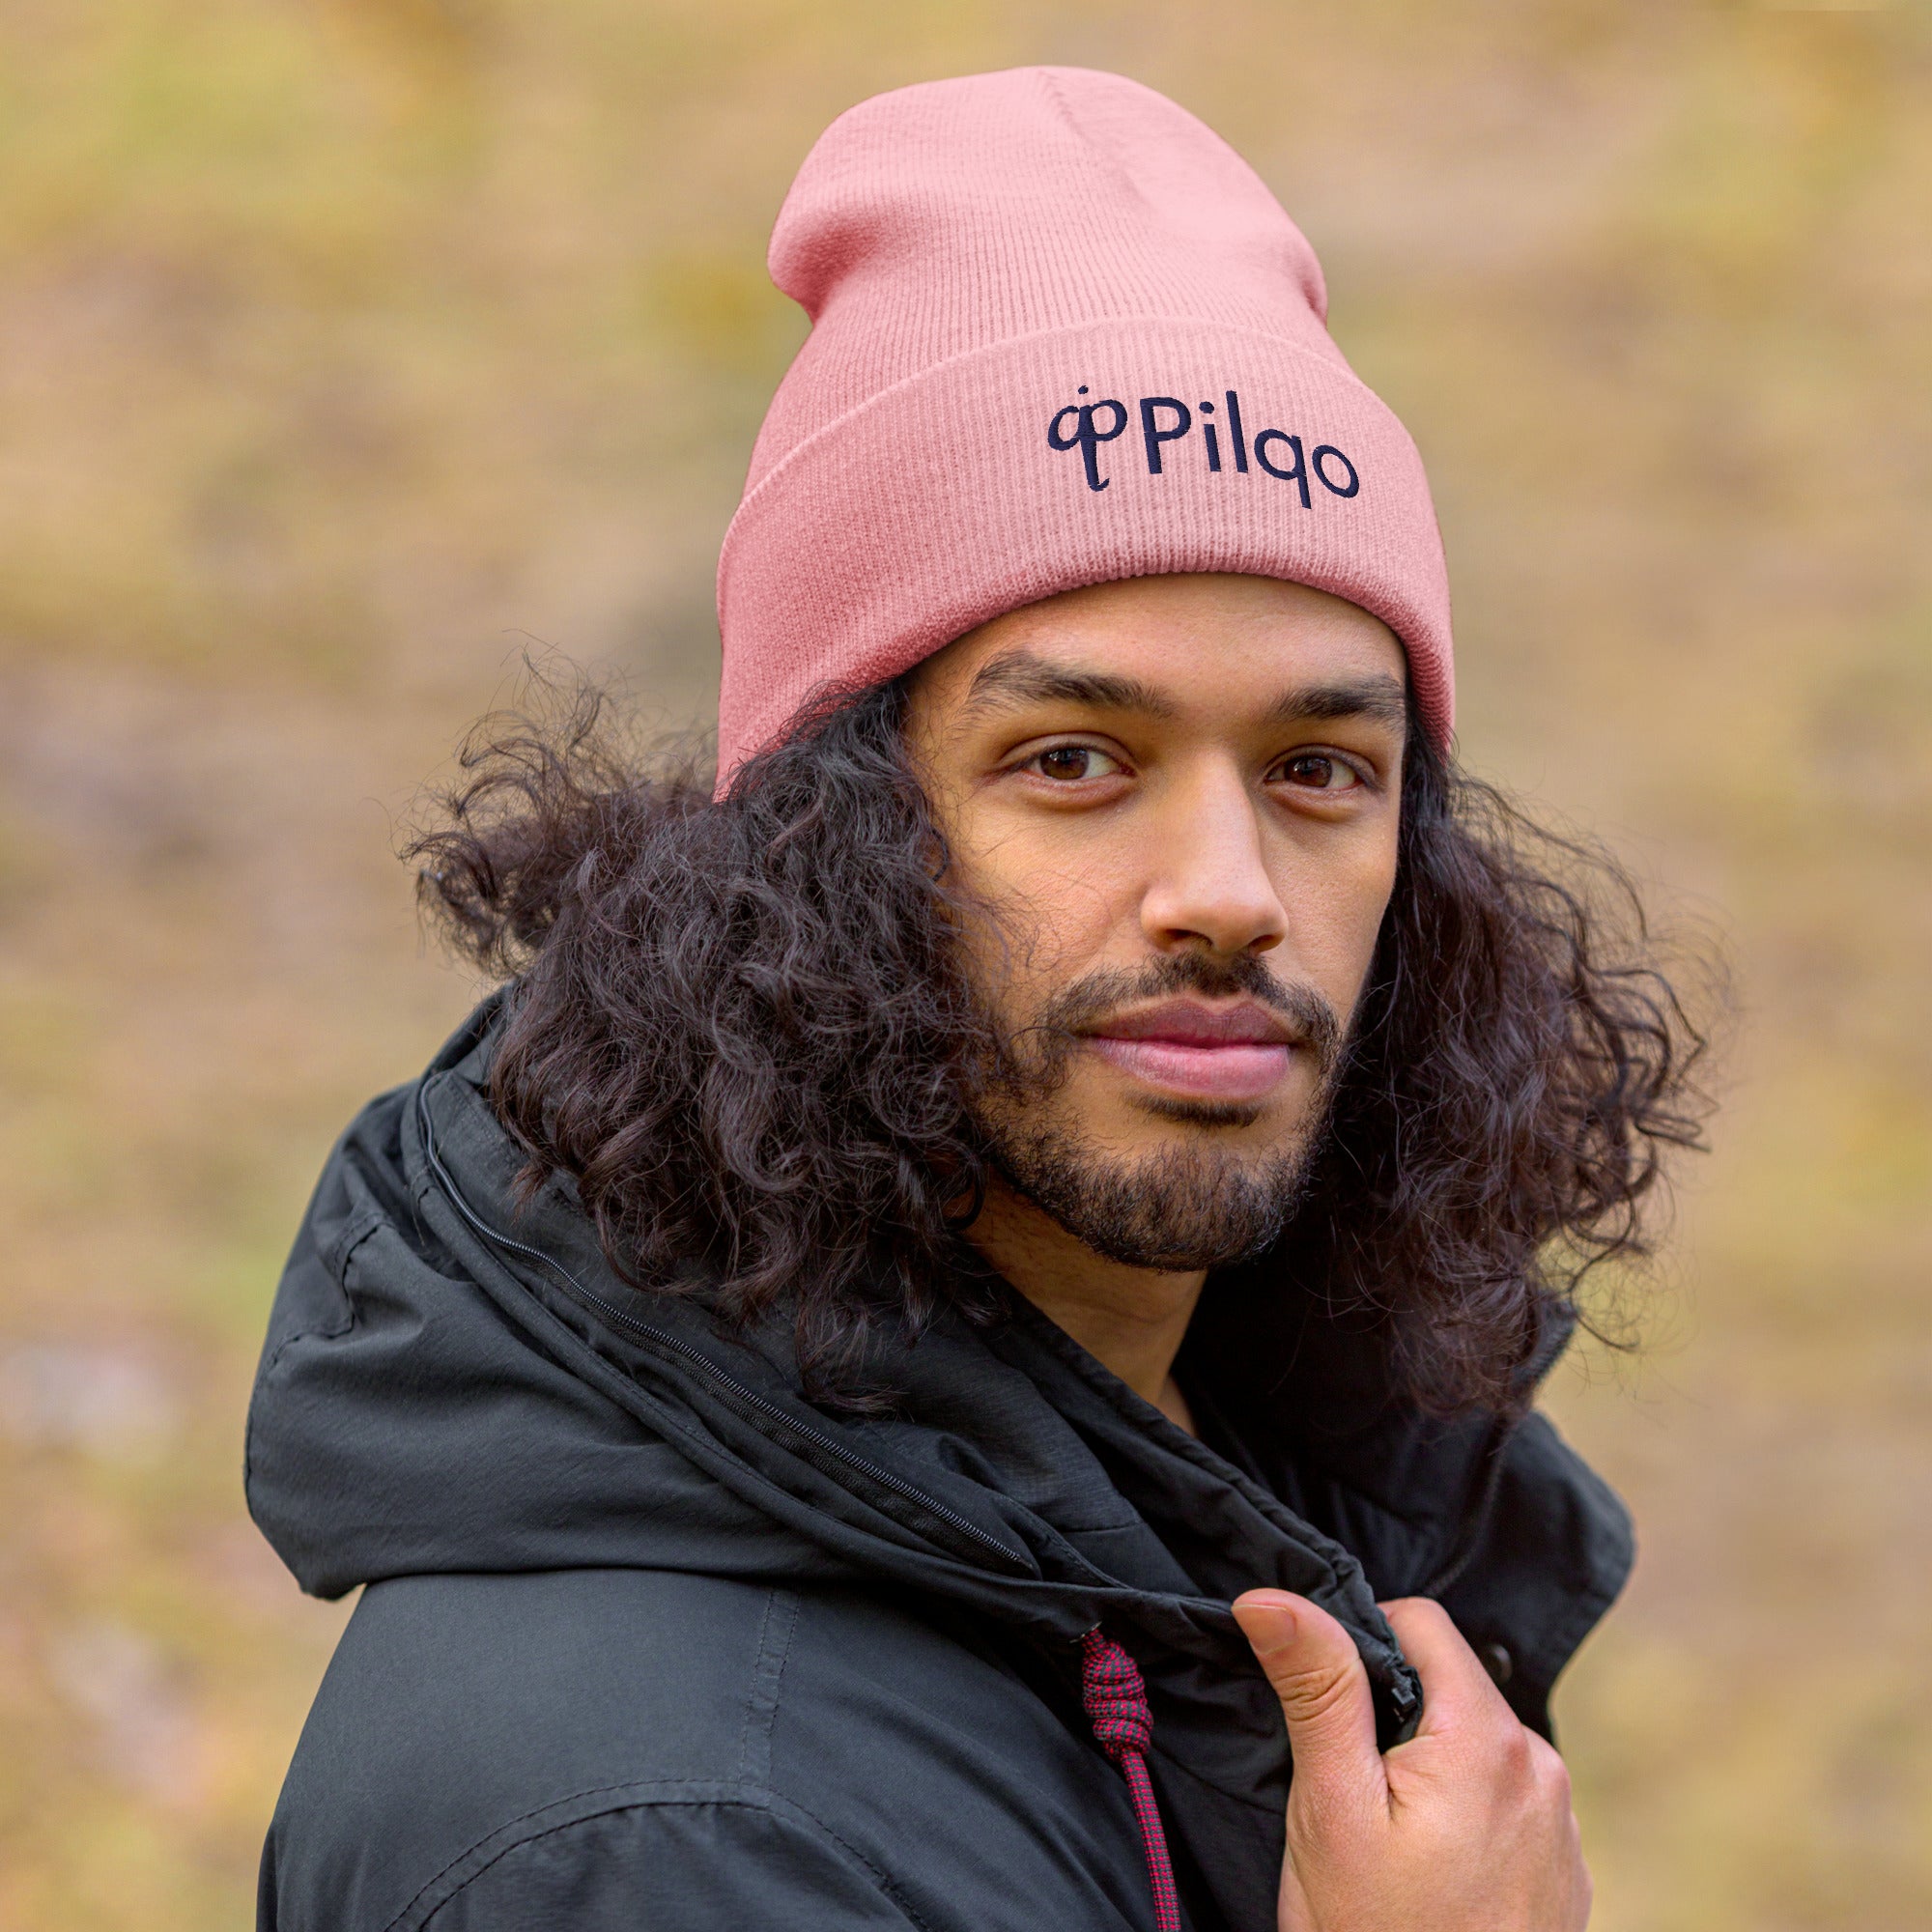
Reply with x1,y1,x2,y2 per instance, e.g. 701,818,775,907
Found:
1082,999,1299,1103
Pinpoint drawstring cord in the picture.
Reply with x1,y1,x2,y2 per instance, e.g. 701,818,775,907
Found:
1079,1629,1181,1932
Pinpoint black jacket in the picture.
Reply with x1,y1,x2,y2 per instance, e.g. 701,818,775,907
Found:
248,1004,1633,1931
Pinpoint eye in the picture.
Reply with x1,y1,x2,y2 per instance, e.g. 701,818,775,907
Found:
1029,744,1122,781
1274,753,1363,791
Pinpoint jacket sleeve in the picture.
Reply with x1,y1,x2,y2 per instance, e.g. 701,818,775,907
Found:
415,1792,924,1932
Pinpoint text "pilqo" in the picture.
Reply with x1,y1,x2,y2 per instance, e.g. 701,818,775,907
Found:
1046,387,1361,505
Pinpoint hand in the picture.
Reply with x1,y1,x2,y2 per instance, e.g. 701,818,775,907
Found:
1232,1591,1590,1932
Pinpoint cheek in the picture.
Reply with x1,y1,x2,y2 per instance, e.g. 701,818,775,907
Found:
1274,835,1399,1012
952,821,1139,1003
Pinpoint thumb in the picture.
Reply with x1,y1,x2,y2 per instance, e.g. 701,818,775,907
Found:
1233,1591,1383,1797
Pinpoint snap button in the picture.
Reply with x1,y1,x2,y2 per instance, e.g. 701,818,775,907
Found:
1478,1641,1514,1687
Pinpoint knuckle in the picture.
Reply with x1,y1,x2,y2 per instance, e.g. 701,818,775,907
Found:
1526,1734,1573,1801
1485,1720,1538,1793
1497,1720,1535,1773
1274,1660,1358,1725
1381,1595,1452,1638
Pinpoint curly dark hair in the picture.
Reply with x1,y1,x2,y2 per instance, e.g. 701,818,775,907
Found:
410,670,1714,1414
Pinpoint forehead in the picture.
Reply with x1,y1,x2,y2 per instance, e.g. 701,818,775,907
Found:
914,573,1408,719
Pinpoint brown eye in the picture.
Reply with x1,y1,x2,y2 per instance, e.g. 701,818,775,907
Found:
1278,753,1361,791
1032,746,1120,781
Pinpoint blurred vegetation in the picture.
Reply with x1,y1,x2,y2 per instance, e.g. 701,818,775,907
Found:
0,3,1927,1926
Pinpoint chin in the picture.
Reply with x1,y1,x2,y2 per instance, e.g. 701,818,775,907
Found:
996,1120,1319,1274
1071,1093,1321,1180
1096,1073,1316,1145
1129,1094,1273,1130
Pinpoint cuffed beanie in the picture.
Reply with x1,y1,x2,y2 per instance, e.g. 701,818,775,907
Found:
715,66,1454,781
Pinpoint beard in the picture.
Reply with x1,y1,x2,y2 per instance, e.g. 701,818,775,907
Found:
971,951,1347,1272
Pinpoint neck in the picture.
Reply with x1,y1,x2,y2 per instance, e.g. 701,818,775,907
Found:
966,1171,1204,1435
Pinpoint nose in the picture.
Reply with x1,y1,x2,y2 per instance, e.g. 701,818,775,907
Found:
1138,760,1288,958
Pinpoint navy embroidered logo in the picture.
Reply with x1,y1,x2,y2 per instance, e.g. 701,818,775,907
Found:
1046,387,1129,492
1046,387,1358,500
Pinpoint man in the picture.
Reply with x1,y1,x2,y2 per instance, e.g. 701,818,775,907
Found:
250,68,1706,1931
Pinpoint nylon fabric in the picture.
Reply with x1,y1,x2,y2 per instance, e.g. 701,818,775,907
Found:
249,1001,1635,1930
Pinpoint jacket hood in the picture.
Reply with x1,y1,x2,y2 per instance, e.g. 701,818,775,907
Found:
252,993,1428,1654
248,999,1632,1914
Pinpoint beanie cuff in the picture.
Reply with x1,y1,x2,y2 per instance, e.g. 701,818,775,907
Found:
716,314,1453,782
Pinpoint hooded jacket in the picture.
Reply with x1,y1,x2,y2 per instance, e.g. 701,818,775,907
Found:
248,1001,1633,1931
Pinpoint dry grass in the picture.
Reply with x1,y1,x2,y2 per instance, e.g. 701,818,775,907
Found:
1,4,1927,1925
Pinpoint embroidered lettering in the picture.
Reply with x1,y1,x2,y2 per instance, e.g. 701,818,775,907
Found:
1139,396,1192,474
1047,384,1357,504
1047,387,1129,492
1253,430,1310,508
1311,444,1360,497
1224,389,1250,472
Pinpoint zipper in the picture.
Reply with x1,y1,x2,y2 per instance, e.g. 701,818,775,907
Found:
412,1079,1022,1570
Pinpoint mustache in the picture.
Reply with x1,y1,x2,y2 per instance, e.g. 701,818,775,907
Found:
1020,952,1345,1077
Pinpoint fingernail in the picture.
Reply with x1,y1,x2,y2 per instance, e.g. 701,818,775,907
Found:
1234,1592,1298,1644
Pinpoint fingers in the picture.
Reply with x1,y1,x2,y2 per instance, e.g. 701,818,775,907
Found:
1378,1598,1518,1740
1232,1590,1382,1798
1249,1592,1594,1932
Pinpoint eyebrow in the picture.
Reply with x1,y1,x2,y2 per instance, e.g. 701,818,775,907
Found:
960,648,1409,734
961,649,1177,720
1262,673,1409,732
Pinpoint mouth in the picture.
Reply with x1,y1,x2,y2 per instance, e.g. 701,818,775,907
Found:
1079,998,1301,1104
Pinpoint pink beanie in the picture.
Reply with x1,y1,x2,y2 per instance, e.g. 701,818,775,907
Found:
716,66,1453,781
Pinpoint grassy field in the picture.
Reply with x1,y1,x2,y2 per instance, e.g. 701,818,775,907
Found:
1,4,1927,1925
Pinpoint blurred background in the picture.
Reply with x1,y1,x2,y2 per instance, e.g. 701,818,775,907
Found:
0,2,1927,1925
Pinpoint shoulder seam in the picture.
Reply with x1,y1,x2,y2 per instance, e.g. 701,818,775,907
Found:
258,1206,381,1384
244,1205,382,1492
389,1779,929,1932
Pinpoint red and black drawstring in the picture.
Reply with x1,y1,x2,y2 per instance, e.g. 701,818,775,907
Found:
1079,1629,1181,1932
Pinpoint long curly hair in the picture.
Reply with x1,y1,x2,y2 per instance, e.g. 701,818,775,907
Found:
410,671,1714,1413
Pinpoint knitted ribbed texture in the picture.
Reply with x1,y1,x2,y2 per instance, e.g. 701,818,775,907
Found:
715,66,1454,782
1080,1628,1181,1932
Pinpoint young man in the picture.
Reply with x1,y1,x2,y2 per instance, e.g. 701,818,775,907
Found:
250,69,1706,1931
